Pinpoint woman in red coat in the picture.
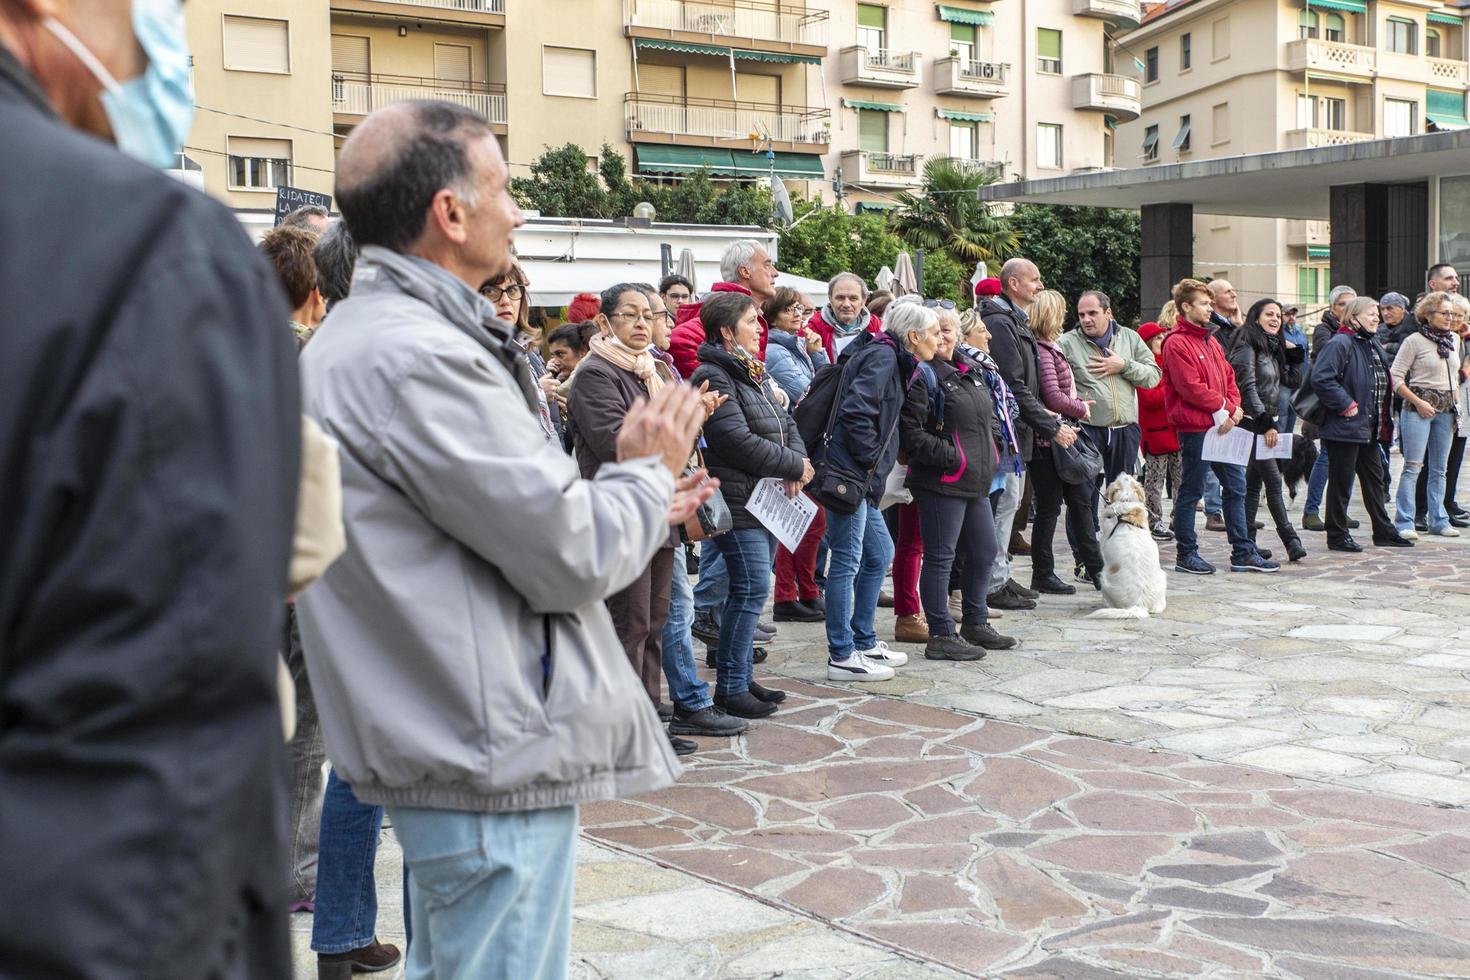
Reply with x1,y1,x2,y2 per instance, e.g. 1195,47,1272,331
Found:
1137,320,1180,540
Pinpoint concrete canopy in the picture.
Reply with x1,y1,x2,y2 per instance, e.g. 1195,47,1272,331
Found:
976,129,1470,219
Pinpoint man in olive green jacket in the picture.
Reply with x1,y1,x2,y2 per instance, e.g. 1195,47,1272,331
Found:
1059,291,1162,534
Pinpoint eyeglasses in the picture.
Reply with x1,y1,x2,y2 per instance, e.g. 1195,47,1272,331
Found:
481,284,525,302
1431,309,1454,318
609,310,660,325
784,303,810,316
923,299,957,310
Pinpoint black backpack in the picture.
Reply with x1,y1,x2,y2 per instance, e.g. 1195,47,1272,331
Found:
792,360,845,462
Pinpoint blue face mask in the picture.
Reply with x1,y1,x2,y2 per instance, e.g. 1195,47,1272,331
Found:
46,0,195,170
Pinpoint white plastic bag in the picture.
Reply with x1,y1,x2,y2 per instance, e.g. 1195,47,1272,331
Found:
879,465,913,510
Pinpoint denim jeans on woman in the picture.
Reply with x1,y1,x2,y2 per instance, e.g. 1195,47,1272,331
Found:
824,500,895,660
311,770,385,954
389,804,577,980
1396,408,1456,533
662,555,713,712
712,528,774,698
915,491,997,636
1174,431,1259,563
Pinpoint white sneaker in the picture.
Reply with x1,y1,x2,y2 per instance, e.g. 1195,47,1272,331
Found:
1433,526,1462,537
857,640,909,667
827,652,896,682
1401,529,1420,540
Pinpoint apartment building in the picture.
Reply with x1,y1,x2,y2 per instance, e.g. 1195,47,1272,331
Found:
1117,0,1470,313
179,0,1143,217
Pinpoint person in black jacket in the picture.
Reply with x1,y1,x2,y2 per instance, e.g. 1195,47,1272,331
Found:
691,292,812,719
901,313,1018,660
1302,285,1360,530
980,258,1080,611
0,14,300,978
1228,299,1308,562
1311,297,1414,552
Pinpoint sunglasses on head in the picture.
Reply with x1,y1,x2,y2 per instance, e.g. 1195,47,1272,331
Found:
923,299,957,310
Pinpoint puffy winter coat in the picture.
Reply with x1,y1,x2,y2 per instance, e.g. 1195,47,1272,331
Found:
982,296,1059,460
1160,317,1241,434
690,343,807,527
900,356,999,498
765,328,817,404
1228,334,1304,435
668,282,769,377
1311,328,1394,444
825,330,924,505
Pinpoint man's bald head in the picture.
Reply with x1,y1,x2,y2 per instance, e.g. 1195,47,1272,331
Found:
1208,278,1238,318
336,100,499,254
999,257,1042,308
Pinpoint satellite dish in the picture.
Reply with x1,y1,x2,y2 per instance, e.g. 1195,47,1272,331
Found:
771,172,793,226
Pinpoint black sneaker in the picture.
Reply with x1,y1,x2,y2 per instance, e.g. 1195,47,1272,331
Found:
924,634,985,661
1174,553,1216,575
804,595,827,615
1031,573,1076,595
988,588,1037,610
713,691,778,719
748,680,787,703
657,702,674,722
1328,536,1364,553
773,601,823,623
960,623,1018,650
1006,579,1039,600
1230,553,1280,573
670,705,749,737
1348,517,1361,529
691,610,721,645
753,646,768,664
1450,513,1470,528
1416,518,1430,533
669,734,698,756
1373,534,1415,548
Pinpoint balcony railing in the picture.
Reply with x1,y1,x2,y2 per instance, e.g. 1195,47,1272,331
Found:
866,152,918,174
1429,57,1469,85
933,55,1009,97
935,156,1003,181
336,0,505,12
1072,0,1141,22
1284,127,1374,149
622,0,829,48
625,92,831,145
1071,72,1141,120
1284,38,1375,78
840,45,921,88
332,73,507,124
841,149,922,186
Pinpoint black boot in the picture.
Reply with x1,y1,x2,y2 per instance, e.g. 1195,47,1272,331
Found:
1282,530,1307,562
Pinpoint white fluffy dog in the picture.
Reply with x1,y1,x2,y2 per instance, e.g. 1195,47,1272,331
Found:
1089,474,1168,619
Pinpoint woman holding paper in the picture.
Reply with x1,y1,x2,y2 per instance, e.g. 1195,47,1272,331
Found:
1228,299,1308,562
691,292,812,720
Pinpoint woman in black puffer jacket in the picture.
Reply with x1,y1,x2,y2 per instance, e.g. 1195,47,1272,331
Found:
1228,298,1307,562
900,308,1016,660
690,291,812,720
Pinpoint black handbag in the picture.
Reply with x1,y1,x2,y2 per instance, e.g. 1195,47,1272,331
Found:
808,463,868,515
680,455,732,542
1292,381,1329,428
1051,434,1104,485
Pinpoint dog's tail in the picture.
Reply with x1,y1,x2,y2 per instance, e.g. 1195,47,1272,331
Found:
1087,606,1151,620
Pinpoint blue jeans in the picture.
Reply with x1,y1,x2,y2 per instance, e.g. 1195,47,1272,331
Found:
1203,469,1222,515
662,555,712,711
1396,408,1456,533
825,501,894,660
712,528,773,697
1278,385,1298,436
389,804,577,980
1304,442,1332,515
693,542,727,619
1174,431,1259,563
311,770,385,954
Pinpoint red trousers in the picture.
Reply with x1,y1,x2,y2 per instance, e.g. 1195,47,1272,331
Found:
893,501,923,617
774,500,827,603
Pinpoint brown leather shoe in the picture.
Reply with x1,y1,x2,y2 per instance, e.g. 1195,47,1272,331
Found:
1008,532,1031,556
318,940,402,977
1205,513,1227,532
894,614,930,644
877,590,895,608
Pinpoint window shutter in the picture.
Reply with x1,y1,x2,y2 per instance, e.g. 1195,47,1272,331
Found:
949,22,977,46
434,44,472,83
859,110,887,152
638,64,685,97
331,35,369,76
543,46,596,97
736,72,780,107
228,136,292,160
223,16,290,74
857,4,886,29
1037,29,1061,60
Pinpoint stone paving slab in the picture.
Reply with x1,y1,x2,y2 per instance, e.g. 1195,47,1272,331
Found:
596,680,1470,979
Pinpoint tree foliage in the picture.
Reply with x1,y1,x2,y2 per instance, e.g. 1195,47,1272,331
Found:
511,143,772,225
776,200,906,287
1008,204,1142,327
890,158,1019,270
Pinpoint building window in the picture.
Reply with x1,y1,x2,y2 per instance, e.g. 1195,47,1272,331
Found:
1212,102,1229,144
1037,29,1062,74
859,109,888,153
222,16,290,74
1037,123,1062,168
857,3,885,54
1324,97,1345,130
949,121,977,160
1297,266,1327,305
1325,13,1346,43
1143,123,1159,161
226,137,291,190
1428,28,1442,58
1212,18,1230,60
1180,32,1192,70
1173,114,1192,152
949,22,976,63
1145,46,1158,82
542,46,596,98
1385,97,1417,137
1385,17,1417,55
1299,9,1319,39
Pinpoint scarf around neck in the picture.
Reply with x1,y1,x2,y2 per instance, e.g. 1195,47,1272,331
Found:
825,304,873,338
729,342,768,386
1420,323,1458,359
960,344,1023,471
589,333,668,396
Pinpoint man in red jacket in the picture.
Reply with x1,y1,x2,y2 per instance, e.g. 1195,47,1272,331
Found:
668,239,776,377
1161,279,1279,576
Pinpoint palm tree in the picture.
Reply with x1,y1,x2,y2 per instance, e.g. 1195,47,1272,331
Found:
889,157,1019,268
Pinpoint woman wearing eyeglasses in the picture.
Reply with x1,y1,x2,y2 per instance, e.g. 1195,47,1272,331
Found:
481,263,558,443
565,283,694,753
1393,291,1463,539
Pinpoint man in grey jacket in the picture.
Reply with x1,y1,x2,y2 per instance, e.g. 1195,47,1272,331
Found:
296,100,713,980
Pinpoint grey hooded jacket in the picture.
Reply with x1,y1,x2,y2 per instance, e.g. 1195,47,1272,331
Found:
297,247,680,813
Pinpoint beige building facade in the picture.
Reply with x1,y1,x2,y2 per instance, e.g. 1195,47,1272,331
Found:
179,0,1144,217
1117,0,1470,316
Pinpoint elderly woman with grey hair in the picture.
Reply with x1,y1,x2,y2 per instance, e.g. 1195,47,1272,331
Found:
807,271,883,363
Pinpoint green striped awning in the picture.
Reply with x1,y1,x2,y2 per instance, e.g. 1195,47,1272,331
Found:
1104,114,1119,130
1428,89,1468,130
937,5,995,26
1300,0,1366,13
936,108,994,122
1307,245,1331,259
844,97,906,112
735,49,822,65
856,201,900,214
633,39,731,58
635,145,737,176
1429,10,1463,25
728,151,826,178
